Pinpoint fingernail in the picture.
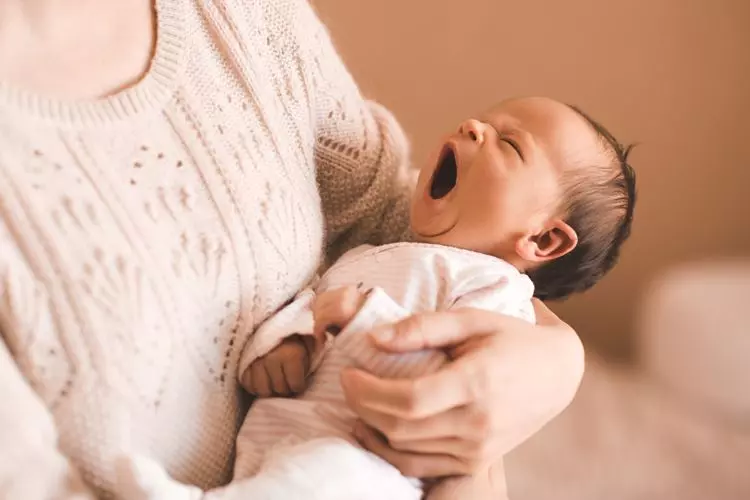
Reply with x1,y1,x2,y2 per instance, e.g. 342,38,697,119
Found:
371,327,393,343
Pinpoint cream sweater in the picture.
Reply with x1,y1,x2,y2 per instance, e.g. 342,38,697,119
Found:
116,243,534,499
0,0,411,498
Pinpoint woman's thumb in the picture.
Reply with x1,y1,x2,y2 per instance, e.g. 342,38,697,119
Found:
369,309,499,353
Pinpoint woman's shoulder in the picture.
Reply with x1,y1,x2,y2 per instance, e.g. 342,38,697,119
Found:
203,0,328,66
215,0,321,32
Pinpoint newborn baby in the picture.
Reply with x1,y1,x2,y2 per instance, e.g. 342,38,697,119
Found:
117,97,636,499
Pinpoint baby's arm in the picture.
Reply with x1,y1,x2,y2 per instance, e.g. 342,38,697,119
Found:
326,264,535,380
318,285,447,379
448,271,536,323
237,245,377,396
237,288,323,397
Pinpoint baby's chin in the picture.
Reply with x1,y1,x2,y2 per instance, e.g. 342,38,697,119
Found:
410,231,434,244
406,219,431,243
408,224,460,249
408,218,453,243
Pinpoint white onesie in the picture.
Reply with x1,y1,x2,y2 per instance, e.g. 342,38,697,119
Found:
116,243,535,500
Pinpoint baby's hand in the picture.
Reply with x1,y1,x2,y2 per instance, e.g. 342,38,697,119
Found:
313,284,367,337
241,334,317,397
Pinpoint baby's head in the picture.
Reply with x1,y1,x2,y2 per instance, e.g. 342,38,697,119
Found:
410,97,636,300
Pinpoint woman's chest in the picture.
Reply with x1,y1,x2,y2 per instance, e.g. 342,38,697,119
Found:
0,107,324,406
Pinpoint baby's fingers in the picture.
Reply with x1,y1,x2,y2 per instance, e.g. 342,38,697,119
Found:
313,302,345,337
247,361,272,398
312,285,365,337
283,355,308,394
265,357,290,395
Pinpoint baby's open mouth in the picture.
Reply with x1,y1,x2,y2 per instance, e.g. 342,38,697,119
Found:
430,146,458,199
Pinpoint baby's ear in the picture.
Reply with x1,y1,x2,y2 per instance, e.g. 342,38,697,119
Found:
516,219,578,264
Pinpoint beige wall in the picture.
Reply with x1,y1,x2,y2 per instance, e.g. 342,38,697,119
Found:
313,0,750,360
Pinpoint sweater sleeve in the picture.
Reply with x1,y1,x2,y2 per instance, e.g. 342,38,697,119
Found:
0,339,95,500
300,2,415,260
237,287,317,381
0,220,95,499
0,334,96,500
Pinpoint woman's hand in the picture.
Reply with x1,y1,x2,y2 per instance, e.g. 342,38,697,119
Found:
341,300,585,479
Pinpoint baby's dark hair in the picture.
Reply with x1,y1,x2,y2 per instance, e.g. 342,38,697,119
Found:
528,106,637,301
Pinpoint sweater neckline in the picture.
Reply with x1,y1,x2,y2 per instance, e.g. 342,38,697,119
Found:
0,0,186,128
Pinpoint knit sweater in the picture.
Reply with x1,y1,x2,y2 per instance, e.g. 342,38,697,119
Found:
0,0,411,498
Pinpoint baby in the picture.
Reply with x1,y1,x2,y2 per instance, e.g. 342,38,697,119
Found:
117,97,636,499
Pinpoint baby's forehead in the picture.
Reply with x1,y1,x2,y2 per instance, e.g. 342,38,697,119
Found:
482,97,606,168
482,97,579,130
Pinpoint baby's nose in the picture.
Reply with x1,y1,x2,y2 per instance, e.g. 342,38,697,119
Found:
458,119,487,144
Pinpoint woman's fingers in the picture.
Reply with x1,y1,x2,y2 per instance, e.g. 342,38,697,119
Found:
353,422,471,478
340,305,585,482
341,366,474,420
368,308,507,353
353,404,494,463
354,404,484,444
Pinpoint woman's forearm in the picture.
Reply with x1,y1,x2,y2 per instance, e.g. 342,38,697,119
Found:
521,300,586,440
533,298,571,328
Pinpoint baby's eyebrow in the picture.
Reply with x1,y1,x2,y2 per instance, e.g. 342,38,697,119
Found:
482,118,513,139
483,121,527,162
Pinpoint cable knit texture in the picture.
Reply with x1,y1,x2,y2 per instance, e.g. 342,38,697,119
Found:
0,0,411,498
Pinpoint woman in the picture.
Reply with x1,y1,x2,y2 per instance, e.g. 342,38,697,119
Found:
0,0,584,498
